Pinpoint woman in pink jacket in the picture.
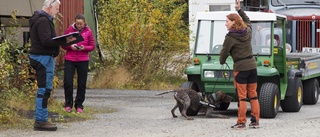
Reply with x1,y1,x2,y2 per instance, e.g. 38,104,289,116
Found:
62,14,95,113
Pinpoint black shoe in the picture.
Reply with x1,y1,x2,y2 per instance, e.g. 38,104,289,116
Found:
249,122,259,129
231,123,246,130
34,121,57,131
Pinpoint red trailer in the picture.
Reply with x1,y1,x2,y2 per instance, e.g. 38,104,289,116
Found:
244,0,320,52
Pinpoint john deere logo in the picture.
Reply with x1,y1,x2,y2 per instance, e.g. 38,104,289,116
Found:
274,48,278,54
223,71,229,78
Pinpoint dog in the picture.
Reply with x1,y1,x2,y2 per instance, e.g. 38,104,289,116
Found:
156,88,232,120
156,88,201,120
206,91,233,108
204,91,233,118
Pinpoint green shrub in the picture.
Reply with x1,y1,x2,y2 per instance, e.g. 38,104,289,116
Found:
95,0,190,88
0,15,37,128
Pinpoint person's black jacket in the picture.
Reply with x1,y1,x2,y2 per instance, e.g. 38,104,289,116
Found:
29,10,66,57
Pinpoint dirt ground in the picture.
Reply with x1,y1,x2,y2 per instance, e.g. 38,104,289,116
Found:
1,89,320,137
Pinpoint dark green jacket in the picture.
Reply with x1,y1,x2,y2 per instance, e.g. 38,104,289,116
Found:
220,9,256,71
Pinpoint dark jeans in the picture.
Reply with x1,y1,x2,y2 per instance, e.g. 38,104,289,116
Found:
64,60,89,109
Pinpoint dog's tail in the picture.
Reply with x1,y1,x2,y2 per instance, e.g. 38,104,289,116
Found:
155,90,175,96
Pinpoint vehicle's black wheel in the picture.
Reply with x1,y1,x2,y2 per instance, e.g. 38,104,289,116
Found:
213,102,230,110
303,78,319,105
178,82,201,116
259,83,280,118
281,78,303,112
179,81,199,92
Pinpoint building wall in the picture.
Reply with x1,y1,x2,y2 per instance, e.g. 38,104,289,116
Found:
55,0,84,35
55,0,84,67
0,0,43,44
0,0,43,17
84,0,96,41
188,0,236,52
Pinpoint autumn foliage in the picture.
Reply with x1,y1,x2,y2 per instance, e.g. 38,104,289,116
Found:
95,0,190,88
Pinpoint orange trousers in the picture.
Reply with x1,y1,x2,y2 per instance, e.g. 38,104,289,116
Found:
234,69,260,124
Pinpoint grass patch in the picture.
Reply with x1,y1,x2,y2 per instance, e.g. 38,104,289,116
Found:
48,100,117,123
0,64,186,129
40,97,118,124
88,66,131,89
0,89,117,130
88,65,186,90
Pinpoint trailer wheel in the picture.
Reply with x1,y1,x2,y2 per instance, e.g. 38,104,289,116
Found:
303,78,319,105
259,83,280,118
178,82,202,116
280,78,303,112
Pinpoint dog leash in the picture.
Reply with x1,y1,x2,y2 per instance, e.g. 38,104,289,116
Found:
199,100,220,108
211,63,232,93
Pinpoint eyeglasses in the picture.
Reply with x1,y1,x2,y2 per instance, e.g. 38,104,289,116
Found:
49,0,57,6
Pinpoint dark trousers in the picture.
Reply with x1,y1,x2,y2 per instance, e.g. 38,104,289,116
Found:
64,60,89,109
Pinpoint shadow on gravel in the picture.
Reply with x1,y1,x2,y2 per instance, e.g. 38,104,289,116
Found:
17,109,96,123
196,108,256,119
17,109,58,119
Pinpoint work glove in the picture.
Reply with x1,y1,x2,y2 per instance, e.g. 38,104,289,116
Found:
220,59,225,65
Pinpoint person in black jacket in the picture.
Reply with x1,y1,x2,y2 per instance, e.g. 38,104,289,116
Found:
29,0,73,131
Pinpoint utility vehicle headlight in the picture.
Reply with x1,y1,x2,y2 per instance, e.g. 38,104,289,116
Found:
204,71,215,78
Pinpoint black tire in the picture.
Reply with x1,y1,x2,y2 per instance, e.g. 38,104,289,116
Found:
259,83,280,118
280,78,303,112
178,82,201,116
180,81,199,92
303,78,319,105
214,102,230,110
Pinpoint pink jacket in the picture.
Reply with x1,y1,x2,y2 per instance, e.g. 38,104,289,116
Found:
62,23,95,62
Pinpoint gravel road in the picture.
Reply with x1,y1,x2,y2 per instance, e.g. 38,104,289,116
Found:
1,89,320,137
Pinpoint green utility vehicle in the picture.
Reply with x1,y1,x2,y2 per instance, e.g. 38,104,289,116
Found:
181,11,320,118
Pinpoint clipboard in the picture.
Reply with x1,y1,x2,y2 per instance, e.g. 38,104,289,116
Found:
52,32,84,45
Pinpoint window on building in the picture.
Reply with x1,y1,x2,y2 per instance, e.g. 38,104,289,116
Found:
244,0,268,11
209,5,230,11
23,31,30,46
0,27,4,44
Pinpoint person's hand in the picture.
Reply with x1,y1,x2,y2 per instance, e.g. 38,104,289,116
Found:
66,35,74,44
77,45,85,50
220,59,225,65
71,44,84,51
71,44,78,50
235,0,241,11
